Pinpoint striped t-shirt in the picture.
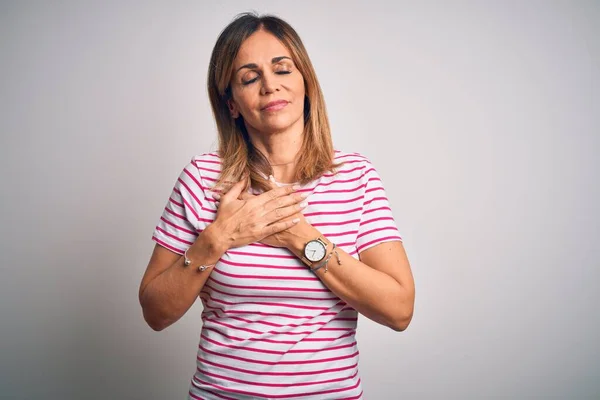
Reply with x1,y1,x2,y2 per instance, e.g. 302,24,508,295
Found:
152,150,403,400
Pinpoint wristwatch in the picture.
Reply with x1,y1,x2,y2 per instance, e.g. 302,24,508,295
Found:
301,236,330,266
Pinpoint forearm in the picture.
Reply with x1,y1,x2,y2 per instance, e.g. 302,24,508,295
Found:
289,228,413,331
140,225,224,331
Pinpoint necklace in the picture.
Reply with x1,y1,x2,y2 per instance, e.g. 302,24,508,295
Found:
269,160,297,166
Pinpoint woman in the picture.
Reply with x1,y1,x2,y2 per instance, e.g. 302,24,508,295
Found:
139,12,415,400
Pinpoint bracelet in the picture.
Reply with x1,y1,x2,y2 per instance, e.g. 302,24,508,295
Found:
311,243,336,273
184,248,211,272
332,246,342,265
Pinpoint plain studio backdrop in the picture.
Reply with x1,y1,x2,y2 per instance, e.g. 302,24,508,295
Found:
1,1,599,399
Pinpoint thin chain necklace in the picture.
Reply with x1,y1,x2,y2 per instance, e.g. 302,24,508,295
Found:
268,160,297,166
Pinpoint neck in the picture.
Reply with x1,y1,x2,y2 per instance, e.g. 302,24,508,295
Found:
246,118,304,183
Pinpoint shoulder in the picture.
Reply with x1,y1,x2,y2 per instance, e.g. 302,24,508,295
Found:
189,152,222,177
190,152,222,171
334,149,375,166
177,152,222,193
332,149,376,176
333,149,370,163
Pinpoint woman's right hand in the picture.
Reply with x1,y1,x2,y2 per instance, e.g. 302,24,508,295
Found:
211,179,308,250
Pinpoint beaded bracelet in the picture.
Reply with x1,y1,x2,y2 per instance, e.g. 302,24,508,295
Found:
332,246,342,266
184,248,210,272
311,243,337,273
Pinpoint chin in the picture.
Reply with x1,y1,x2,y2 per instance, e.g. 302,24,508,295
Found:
254,114,303,134
263,122,295,133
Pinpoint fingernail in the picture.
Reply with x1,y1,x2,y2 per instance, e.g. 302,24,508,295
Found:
292,218,300,223
212,193,221,200
269,175,275,182
300,201,308,208
300,192,310,198
292,184,301,190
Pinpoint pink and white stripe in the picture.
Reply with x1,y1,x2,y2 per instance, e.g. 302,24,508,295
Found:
152,150,402,399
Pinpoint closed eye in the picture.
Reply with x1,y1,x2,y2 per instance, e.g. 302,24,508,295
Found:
242,76,259,85
242,70,292,86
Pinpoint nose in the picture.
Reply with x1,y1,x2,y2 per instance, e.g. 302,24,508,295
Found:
260,71,280,95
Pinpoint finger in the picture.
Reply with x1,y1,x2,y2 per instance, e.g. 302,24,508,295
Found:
265,217,301,236
265,202,307,225
263,190,309,214
239,192,254,201
222,179,246,201
256,183,300,206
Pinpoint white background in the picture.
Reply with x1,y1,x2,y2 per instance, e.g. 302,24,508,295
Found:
1,1,599,398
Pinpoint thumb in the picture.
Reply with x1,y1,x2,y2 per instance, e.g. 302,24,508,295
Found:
239,191,254,201
222,178,246,201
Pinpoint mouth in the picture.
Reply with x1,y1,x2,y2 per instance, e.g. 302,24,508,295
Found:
261,100,289,112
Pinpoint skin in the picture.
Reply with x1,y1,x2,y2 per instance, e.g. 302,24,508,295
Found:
139,29,415,332
228,29,306,182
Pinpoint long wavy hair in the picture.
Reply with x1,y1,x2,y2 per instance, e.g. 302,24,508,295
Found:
207,12,341,193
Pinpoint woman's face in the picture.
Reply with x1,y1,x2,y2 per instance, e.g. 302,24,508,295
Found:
228,30,305,135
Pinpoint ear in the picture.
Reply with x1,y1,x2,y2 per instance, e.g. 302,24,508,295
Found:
227,99,240,119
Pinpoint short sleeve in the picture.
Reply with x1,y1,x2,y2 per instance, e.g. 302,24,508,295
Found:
151,158,207,255
356,158,403,254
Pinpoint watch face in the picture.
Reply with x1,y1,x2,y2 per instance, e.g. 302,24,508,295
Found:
305,240,326,262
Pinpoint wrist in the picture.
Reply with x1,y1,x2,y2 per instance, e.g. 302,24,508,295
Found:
190,224,228,264
289,226,314,256
208,219,235,250
290,226,328,263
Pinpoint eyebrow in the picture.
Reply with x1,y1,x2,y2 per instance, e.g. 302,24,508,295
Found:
235,56,292,74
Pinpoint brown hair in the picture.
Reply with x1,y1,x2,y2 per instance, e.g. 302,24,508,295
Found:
207,12,341,193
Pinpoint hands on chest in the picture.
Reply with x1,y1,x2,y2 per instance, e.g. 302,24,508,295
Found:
210,176,317,251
